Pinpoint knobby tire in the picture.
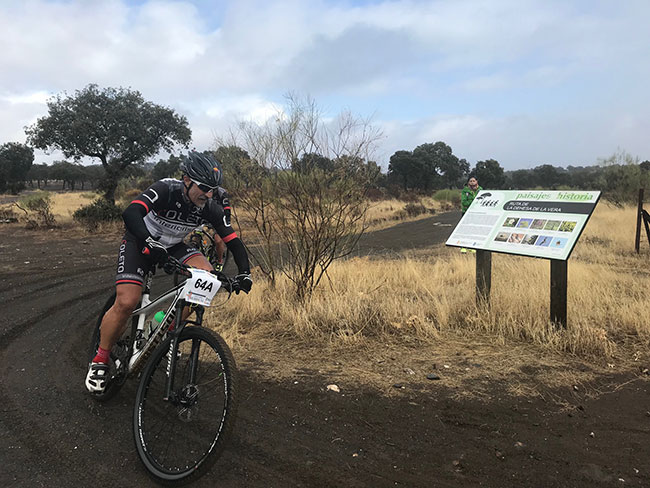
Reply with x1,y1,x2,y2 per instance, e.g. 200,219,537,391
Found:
132,326,238,485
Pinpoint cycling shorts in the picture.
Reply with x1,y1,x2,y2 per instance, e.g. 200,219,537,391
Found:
115,234,202,286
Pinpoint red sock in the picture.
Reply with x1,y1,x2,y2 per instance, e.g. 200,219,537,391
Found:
93,347,111,364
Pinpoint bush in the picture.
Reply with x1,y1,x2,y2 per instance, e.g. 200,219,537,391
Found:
73,198,123,231
15,192,56,228
432,189,461,206
404,202,428,217
365,187,386,201
399,191,421,203
116,176,153,201
0,206,18,222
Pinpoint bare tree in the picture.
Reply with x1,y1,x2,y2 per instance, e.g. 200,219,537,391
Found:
217,94,382,301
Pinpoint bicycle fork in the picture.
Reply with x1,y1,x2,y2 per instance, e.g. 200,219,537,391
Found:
163,304,204,405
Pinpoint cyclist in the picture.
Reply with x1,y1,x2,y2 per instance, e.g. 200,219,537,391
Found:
85,151,252,393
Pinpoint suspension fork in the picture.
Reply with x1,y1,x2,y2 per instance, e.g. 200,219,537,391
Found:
163,302,205,401
188,337,202,383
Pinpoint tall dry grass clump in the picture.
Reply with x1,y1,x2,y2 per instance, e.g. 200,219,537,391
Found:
364,197,443,230
209,201,649,359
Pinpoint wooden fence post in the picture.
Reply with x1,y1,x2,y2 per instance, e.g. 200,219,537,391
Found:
550,259,567,328
476,250,492,305
635,188,644,253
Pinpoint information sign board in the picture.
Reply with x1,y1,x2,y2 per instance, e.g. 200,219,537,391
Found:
446,190,601,260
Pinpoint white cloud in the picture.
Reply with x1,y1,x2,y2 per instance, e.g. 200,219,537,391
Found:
381,108,650,171
0,0,649,170
1,90,50,105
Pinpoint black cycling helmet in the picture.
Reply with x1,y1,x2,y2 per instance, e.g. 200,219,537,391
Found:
180,151,223,189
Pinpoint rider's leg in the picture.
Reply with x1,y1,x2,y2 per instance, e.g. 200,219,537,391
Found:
87,234,151,393
185,253,212,271
86,283,142,393
177,253,213,323
98,283,143,351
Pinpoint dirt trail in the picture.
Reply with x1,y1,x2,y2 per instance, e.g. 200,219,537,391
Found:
1,215,648,487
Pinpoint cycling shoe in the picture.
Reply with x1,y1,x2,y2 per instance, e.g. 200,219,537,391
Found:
85,362,110,393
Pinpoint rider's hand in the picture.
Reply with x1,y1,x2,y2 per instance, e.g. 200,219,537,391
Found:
162,260,177,275
233,273,252,294
142,236,168,264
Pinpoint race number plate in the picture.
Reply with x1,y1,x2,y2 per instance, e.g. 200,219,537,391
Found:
181,269,222,306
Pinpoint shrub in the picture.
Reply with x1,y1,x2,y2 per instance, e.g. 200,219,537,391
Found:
432,189,461,206
399,191,421,203
365,187,386,201
116,176,153,201
73,198,123,231
0,206,18,222
404,202,427,217
121,188,142,200
383,183,404,200
15,192,56,228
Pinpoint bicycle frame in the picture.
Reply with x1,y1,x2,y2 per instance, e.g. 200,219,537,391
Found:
125,262,227,404
128,271,187,374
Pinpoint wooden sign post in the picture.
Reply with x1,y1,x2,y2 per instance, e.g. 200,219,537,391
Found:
447,190,600,329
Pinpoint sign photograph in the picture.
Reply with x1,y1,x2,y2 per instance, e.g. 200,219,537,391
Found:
446,190,601,260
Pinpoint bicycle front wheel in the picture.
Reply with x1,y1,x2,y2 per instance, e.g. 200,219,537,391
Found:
133,327,238,485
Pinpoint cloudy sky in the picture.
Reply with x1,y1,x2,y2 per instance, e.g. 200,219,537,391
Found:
1,0,649,171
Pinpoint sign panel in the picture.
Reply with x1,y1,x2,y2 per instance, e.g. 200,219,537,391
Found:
446,190,601,260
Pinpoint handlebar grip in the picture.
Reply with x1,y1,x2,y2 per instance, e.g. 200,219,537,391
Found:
210,269,233,292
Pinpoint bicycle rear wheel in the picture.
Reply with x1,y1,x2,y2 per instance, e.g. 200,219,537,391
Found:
133,326,238,485
88,293,130,401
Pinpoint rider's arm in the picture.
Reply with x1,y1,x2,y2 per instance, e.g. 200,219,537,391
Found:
122,181,169,241
215,186,232,226
216,187,231,212
223,237,249,274
122,203,150,241
206,201,250,274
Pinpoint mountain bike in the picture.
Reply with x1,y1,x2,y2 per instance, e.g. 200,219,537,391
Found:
173,224,230,285
88,256,239,485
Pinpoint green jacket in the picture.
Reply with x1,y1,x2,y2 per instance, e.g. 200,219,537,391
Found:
461,185,482,214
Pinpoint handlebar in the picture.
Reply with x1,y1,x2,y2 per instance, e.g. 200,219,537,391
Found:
161,255,237,293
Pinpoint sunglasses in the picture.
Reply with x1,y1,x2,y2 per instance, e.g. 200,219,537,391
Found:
190,179,217,193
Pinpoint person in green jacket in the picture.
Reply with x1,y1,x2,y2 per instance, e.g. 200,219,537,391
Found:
460,176,482,253
461,176,482,214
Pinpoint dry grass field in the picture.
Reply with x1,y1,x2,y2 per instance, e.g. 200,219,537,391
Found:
229,195,448,236
2,190,647,395
0,190,96,224
2,191,444,233
208,201,650,397
49,192,96,223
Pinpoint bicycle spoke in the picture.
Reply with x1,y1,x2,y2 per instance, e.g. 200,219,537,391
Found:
134,327,235,480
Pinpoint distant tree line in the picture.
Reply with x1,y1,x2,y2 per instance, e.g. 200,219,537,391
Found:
385,142,650,201
1,83,648,205
3,138,649,205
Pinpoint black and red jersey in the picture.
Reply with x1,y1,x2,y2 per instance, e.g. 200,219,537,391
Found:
129,178,236,248
122,178,250,274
